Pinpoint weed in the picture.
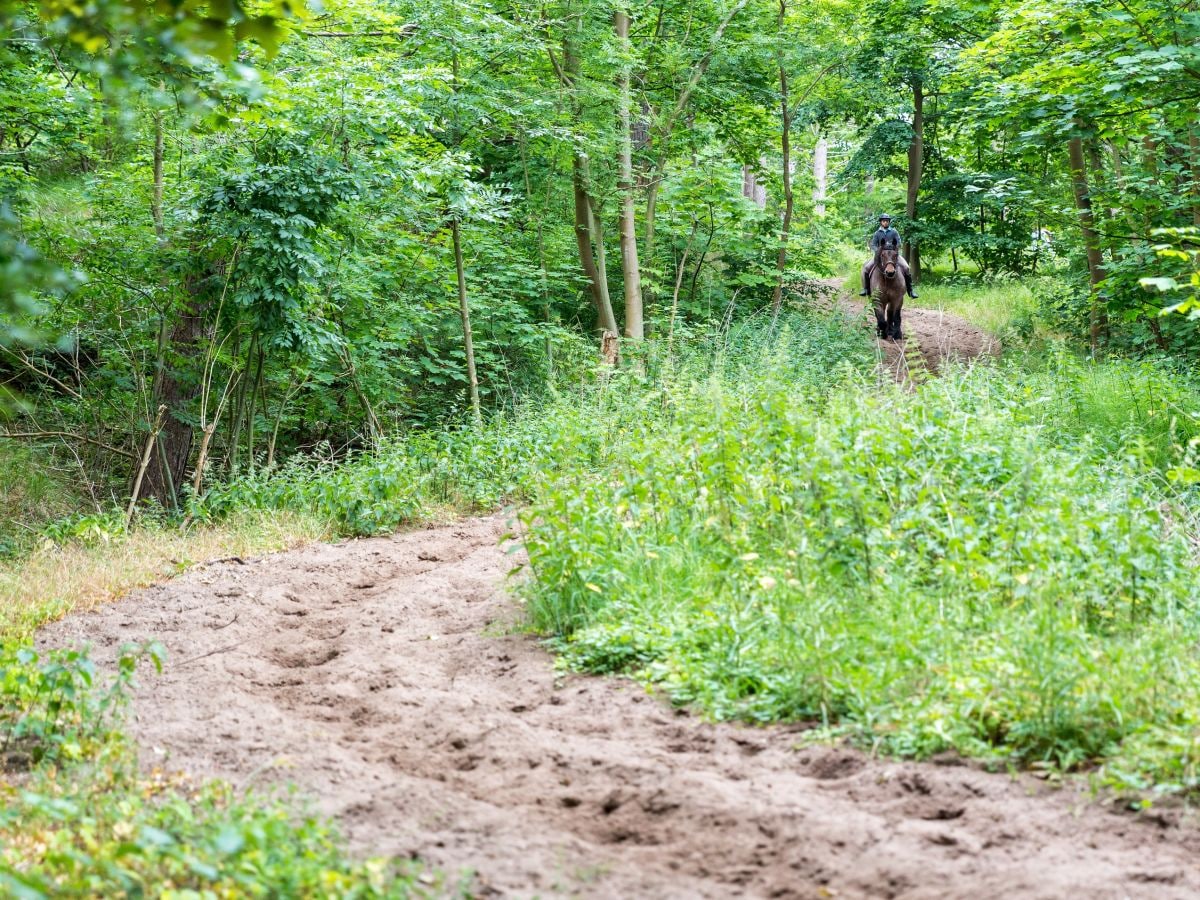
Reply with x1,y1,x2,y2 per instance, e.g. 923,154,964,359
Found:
514,310,1200,796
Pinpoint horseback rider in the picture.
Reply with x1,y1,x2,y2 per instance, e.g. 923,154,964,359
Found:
860,214,918,299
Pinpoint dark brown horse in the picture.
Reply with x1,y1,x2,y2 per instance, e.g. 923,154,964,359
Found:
868,245,905,341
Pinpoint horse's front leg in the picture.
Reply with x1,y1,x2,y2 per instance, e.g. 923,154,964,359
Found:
890,302,904,341
873,301,887,340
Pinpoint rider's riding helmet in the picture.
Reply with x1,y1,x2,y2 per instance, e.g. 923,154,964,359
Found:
878,214,893,223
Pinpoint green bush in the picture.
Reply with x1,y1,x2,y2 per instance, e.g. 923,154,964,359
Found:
1,776,433,899
1,642,160,770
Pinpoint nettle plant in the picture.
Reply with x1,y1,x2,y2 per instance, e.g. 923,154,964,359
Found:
0,641,163,771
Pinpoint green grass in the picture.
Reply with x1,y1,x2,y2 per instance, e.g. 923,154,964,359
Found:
188,301,1200,801
0,444,87,557
915,279,1038,342
500,304,1200,801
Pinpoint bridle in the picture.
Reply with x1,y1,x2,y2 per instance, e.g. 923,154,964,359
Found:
875,236,899,279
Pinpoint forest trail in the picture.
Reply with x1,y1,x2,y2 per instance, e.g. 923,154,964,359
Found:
820,278,1001,381
39,516,1200,899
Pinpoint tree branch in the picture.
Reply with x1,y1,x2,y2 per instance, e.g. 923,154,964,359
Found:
1,430,134,459
300,26,417,39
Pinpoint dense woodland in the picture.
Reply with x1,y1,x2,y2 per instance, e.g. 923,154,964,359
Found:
3,0,1200,895
1,0,1197,514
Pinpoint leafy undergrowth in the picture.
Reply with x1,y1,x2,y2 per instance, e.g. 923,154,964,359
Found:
185,305,1200,799
0,643,442,898
515,319,1200,802
200,309,874,537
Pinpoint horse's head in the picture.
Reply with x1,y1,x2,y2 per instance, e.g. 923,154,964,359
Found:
877,246,899,279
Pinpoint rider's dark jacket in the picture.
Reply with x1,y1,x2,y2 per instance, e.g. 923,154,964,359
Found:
870,226,902,251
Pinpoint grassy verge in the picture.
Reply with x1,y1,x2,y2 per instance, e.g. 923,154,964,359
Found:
0,509,329,643
915,278,1038,341
178,300,1200,803
219,295,1200,799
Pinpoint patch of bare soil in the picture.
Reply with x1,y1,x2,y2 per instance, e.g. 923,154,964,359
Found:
39,517,1200,899
865,304,1002,384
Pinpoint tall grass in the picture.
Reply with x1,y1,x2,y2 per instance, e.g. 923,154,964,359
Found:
916,279,1038,342
205,309,874,536
0,444,86,556
509,316,1200,798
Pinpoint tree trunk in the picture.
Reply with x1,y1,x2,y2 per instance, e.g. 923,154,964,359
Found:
742,165,767,208
587,195,613,327
573,155,618,334
152,110,165,242
904,78,924,281
451,217,481,423
1067,134,1106,353
771,2,794,317
136,281,208,508
614,7,644,340
812,135,828,216
864,174,875,221
562,30,618,336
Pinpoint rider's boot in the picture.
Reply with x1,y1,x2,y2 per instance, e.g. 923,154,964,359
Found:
859,268,872,297
905,271,919,299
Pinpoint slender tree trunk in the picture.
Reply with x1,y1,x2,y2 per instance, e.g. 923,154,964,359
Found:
246,345,264,472
587,195,614,325
128,405,166,524
1107,140,1131,224
771,1,794,317
451,217,481,423
1067,134,1106,352
573,155,618,333
614,7,644,340
152,110,165,242
562,30,618,336
904,78,924,281
742,165,757,203
812,135,828,216
740,159,767,207
864,174,875,221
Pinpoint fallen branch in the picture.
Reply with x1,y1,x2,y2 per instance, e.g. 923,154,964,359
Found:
1,430,135,459
177,641,248,667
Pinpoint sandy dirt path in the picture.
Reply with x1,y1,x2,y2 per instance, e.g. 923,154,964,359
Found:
39,515,1200,899
815,277,1002,380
